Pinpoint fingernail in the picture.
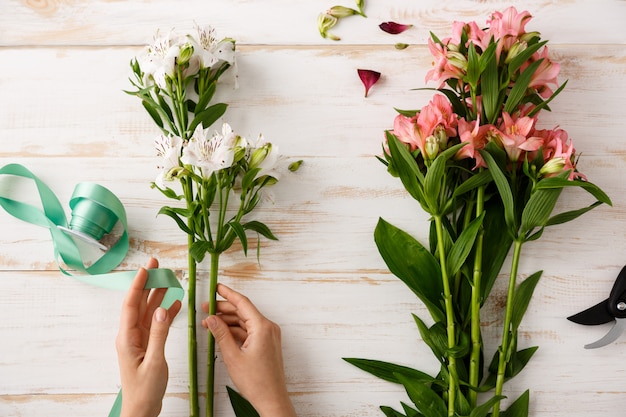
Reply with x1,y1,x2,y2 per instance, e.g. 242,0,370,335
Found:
155,307,167,322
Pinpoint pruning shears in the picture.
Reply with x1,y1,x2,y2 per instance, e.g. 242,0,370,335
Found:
568,265,626,349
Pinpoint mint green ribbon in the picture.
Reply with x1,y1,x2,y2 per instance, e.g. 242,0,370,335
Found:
0,163,184,416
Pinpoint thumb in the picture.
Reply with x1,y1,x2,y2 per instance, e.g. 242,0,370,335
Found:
207,315,239,359
145,307,170,363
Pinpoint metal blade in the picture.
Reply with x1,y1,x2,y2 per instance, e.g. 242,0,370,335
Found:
584,318,626,349
567,299,613,325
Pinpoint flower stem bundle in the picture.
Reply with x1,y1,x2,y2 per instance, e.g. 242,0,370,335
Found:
346,7,611,417
127,25,297,417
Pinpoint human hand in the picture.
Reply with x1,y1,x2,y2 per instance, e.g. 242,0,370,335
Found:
116,258,182,417
202,284,296,417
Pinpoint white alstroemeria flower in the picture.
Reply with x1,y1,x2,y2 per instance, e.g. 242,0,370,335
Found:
191,25,236,69
138,29,184,88
248,133,281,181
181,123,237,178
154,133,183,188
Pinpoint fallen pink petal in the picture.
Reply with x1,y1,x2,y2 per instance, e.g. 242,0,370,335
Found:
379,21,413,34
357,69,381,97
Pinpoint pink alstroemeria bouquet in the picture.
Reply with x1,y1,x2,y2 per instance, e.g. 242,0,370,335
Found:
126,25,299,417
345,7,611,417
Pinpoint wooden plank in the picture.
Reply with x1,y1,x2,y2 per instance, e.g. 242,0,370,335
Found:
1,0,625,46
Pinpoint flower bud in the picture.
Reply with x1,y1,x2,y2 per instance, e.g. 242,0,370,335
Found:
425,136,439,159
233,135,247,163
288,160,303,172
447,51,468,71
505,40,527,64
165,166,186,182
520,31,541,44
539,157,565,177
433,125,448,150
178,43,195,66
327,6,357,18
318,13,340,40
249,143,273,169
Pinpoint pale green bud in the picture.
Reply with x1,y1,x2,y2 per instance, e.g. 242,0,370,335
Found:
434,125,448,150
425,136,439,159
288,160,303,172
165,166,186,182
318,13,340,41
327,6,357,18
539,157,565,177
520,31,541,44
233,135,246,163
249,143,272,169
505,40,527,64
178,43,195,66
447,51,468,70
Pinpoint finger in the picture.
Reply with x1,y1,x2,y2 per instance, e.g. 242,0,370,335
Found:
206,315,240,360
144,305,173,364
143,287,168,328
119,266,150,332
216,284,264,323
216,313,247,328
137,258,159,321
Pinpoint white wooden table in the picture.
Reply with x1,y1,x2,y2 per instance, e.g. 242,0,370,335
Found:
1,1,626,416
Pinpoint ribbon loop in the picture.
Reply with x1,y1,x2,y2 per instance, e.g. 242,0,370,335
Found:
0,163,184,306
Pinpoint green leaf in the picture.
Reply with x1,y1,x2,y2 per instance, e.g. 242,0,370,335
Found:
380,406,407,417
507,40,547,76
413,315,447,364
375,218,444,322
504,58,544,114
480,150,516,234
423,142,466,213
227,221,248,255
226,386,260,417
502,390,530,417
397,374,447,417
243,220,278,240
447,212,484,277
482,347,538,390
451,169,492,199
480,199,513,301
527,80,567,117
545,201,603,226
465,42,481,87
387,133,428,207
342,358,434,384
189,102,228,134
511,270,542,331
142,99,163,128
520,187,562,237
157,206,193,235
196,80,217,114
536,177,612,206
189,240,213,263
400,403,421,417
481,46,500,124
469,395,506,417
394,107,419,117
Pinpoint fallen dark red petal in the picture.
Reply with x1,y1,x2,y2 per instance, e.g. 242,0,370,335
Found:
379,21,413,35
357,69,381,97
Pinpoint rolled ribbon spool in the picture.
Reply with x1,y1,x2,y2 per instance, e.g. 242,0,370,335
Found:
0,163,184,416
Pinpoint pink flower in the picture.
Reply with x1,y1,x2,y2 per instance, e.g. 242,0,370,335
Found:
357,69,381,97
535,127,584,180
486,7,533,60
425,38,465,88
456,117,491,168
392,113,423,152
379,21,413,34
497,112,543,162
522,46,560,98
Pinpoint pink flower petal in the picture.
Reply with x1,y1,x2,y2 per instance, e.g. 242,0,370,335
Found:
357,69,381,97
379,21,413,35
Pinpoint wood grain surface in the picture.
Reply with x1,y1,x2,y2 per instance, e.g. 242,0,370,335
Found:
1,1,626,416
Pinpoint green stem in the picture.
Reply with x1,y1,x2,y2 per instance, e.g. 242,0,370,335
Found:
468,185,485,407
182,180,199,417
434,215,457,417
492,238,524,417
206,251,220,417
